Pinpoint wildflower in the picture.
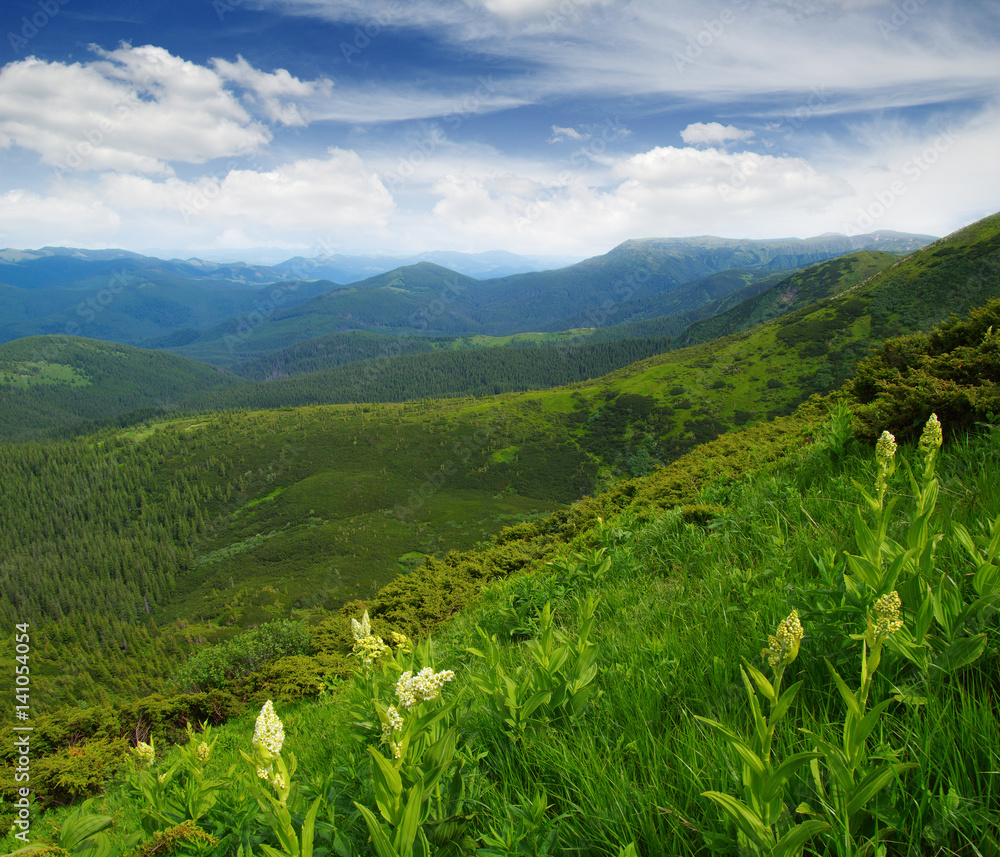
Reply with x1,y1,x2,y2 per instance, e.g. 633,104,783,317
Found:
395,667,456,709
351,611,373,642
133,741,155,765
919,413,943,462
381,704,404,746
761,610,804,670
872,590,904,641
158,773,168,785
196,741,210,764
354,633,392,668
270,772,286,792
876,429,897,475
390,631,412,654
253,700,285,757
256,766,270,780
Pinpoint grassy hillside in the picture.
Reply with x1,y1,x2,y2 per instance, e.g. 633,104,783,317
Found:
0,213,994,714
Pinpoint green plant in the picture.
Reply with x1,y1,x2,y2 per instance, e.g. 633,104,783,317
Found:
5,800,114,857
476,789,563,857
355,639,477,857
821,400,855,468
800,593,917,855
468,594,601,741
697,611,829,856
237,700,325,857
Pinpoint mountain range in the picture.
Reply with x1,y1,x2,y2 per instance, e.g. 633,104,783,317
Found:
1,230,935,366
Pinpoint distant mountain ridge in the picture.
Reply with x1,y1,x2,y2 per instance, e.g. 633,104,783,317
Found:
0,230,936,362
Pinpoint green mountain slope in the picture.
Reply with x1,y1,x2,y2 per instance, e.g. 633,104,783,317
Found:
165,232,937,364
0,337,242,441
0,272,332,347
163,264,482,364
0,213,992,713
676,250,901,347
453,231,933,333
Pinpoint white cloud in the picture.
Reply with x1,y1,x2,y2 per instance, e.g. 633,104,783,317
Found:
415,141,856,253
474,0,611,23
548,125,589,143
212,56,334,127
100,148,394,232
0,149,394,250
681,122,754,145
0,46,270,174
0,189,121,247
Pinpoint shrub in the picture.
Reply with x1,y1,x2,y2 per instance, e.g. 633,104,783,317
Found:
173,619,311,692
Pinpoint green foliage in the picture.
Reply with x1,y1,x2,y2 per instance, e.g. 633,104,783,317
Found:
468,595,601,740
475,790,563,857
680,252,900,348
3,800,114,857
173,620,311,693
851,297,1000,442
126,724,230,846
126,820,218,857
30,739,130,805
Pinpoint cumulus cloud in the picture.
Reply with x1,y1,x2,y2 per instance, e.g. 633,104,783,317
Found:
680,122,754,146
613,146,849,216
420,143,853,253
0,46,270,174
100,148,395,232
0,149,394,249
0,45,338,175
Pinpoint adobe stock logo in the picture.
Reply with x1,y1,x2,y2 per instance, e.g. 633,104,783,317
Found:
844,131,956,236
7,0,70,53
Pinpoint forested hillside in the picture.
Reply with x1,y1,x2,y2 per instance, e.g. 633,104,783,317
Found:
0,338,241,441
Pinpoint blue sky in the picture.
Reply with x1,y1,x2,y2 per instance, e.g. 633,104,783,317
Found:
1,0,998,259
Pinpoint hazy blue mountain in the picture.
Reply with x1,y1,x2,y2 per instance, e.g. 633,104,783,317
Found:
0,231,935,357
270,249,581,283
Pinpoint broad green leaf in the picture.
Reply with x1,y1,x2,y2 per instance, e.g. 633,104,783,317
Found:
355,803,401,857
847,698,893,764
771,681,804,724
695,717,767,777
846,762,917,817
940,634,988,671
521,689,553,719
369,747,403,823
743,662,776,705
761,751,820,804
826,661,862,720
301,795,323,857
770,819,831,857
701,791,770,846
60,814,114,850
395,782,426,857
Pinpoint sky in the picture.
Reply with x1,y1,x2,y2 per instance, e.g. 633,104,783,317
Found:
0,0,998,260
